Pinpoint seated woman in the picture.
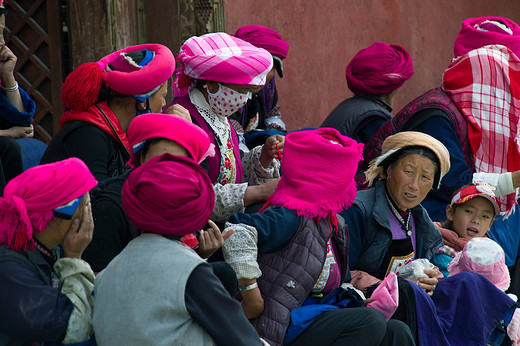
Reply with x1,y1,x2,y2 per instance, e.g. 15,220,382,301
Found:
41,43,175,182
92,153,267,345
0,2,36,194
0,158,98,344
169,32,282,223
230,24,290,150
222,128,414,346
321,41,413,144
340,131,517,345
84,113,231,277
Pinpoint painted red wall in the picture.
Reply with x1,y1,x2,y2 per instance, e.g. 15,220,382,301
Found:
224,0,520,131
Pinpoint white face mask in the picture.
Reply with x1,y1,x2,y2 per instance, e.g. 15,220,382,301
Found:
205,83,251,117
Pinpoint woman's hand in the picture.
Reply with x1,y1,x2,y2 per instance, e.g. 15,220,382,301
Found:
0,125,33,139
243,178,279,206
196,220,235,259
260,135,285,167
0,45,17,83
63,201,94,259
163,104,192,122
417,269,438,296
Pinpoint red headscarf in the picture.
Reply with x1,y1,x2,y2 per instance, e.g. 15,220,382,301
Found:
234,25,289,59
454,17,520,58
261,128,363,221
122,153,215,237
0,158,97,251
346,42,414,95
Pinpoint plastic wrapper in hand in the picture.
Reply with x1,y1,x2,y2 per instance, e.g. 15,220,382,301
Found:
397,258,434,281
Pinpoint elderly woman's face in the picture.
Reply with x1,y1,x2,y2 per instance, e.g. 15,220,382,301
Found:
385,153,436,211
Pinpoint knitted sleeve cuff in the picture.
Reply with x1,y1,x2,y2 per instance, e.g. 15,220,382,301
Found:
222,223,261,279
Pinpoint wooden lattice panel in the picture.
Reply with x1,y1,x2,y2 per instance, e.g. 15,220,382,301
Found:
5,0,63,143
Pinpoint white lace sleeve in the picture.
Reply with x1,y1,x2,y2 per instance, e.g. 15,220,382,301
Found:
53,258,95,344
222,222,261,280
242,145,280,185
211,183,247,223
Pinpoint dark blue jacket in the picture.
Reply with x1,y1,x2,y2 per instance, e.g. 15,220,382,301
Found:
0,245,73,345
320,95,392,143
340,180,442,276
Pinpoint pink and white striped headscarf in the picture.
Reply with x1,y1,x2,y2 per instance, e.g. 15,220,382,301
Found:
443,45,520,214
173,32,273,97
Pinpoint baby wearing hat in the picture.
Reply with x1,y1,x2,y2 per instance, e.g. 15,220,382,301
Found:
448,237,520,345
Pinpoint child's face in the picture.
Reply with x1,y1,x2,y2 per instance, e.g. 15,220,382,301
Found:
446,197,495,239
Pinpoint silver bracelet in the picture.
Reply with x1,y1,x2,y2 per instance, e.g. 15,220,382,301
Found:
238,282,258,292
2,81,18,92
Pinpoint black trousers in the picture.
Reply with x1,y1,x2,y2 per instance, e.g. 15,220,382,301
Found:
286,307,415,346
0,137,23,195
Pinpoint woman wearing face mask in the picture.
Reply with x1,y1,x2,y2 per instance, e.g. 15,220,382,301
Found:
41,44,183,182
168,32,283,224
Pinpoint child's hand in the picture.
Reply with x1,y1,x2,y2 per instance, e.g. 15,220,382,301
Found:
362,298,374,307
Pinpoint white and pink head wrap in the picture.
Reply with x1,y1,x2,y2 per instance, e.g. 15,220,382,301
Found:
261,128,364,221
173,32,273,97
0,158,97,251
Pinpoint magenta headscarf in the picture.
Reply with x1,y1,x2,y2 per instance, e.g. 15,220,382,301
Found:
61,43,175,112
346,42,414,96
234,25,289,59
0,158,97,251
127,113,215,168
261,128,364,222
173,32,273,97
122,153,215,237
453,17,520,58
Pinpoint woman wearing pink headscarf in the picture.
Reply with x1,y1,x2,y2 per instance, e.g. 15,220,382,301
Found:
222,128,415,346
0,158,98,345
230,24,290,150
168,32,283,224
41,43,179,182
321,42,414,143
93,153,268,346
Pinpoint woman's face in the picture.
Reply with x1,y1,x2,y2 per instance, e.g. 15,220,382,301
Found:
385,153,436,211
446,197,495,239
147,82,168,113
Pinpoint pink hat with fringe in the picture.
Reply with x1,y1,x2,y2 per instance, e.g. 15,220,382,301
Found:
262,128,364,219
448,237,510,291
122,153,214,237
173,32,273,97
127,113,215,168
454,17,520,58
61,43,175,111
0,158,97,251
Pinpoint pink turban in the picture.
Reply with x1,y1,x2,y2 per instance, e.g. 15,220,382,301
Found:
454,17,520,58
262,128,364,219
0,158,98,251
61,43,175,111
127,113,215,168
234,25,289,59
346,42,414,96
173,32,273,97
122,153,215,237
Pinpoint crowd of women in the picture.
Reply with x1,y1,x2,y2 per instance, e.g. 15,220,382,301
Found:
1,7,520,345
